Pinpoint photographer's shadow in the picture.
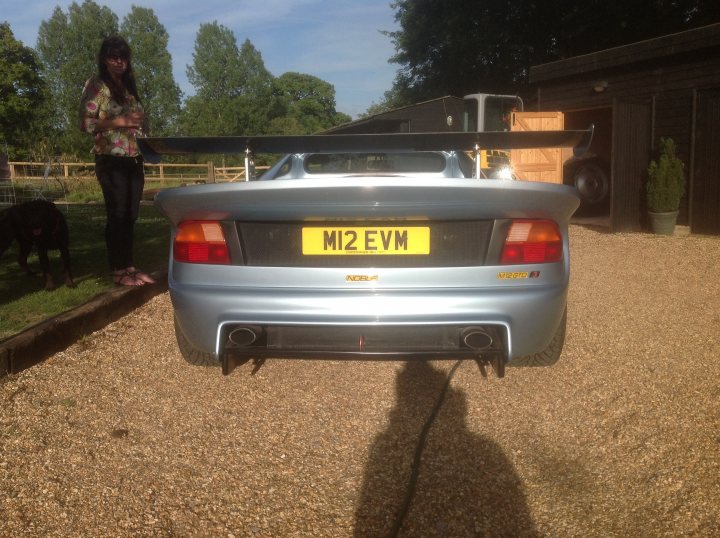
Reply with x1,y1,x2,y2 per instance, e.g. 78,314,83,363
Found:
354,361,536,537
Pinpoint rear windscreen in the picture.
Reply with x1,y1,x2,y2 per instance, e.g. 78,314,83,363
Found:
303,152,446,174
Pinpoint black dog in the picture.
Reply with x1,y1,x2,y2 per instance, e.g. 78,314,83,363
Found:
0,200,76,290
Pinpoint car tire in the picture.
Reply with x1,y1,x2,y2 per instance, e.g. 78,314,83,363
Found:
508,309,567,367
174,315,219,366
572,163,609,204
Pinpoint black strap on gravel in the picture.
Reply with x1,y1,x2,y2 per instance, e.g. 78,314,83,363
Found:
390,359,463,537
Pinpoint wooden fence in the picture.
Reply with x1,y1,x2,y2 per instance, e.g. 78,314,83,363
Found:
5,161,268,183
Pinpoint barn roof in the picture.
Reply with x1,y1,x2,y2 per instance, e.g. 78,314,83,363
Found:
530,23,720,83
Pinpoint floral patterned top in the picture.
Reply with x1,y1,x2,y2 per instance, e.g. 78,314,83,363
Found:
79,76,144,157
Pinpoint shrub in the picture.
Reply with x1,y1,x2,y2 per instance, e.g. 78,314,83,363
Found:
646,137,685,213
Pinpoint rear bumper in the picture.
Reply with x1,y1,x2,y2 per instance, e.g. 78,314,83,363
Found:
171,283,568,362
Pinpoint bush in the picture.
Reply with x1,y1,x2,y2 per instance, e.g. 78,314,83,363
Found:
646,137,685,213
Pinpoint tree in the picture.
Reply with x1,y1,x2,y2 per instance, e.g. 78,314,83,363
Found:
361,88,406,118
181,95,245,138
235,39,283,135
121,6,181,136
182,25,283,138
385,0,720,106
273,72,344,134
181,23,349,140
0,23,47,159
186,22,243,100
237,39,274,99
181,22,246,137
335,111,353,126
36,1,118,156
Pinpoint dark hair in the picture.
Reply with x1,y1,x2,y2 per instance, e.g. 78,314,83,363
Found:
97,35,140,105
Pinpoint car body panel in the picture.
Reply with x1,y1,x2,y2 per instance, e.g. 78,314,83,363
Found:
155,176,579,225
171,276,568,360
144,131,588,370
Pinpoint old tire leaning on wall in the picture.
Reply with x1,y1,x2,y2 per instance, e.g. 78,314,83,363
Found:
573,162,609,205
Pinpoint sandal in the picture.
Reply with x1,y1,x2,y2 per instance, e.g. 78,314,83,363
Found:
113,270,144,286
127,268,156,284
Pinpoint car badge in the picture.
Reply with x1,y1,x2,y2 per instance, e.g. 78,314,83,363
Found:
346,274,379,282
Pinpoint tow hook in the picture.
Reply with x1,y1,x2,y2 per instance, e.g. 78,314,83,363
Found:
491,354,506,378
222,353,265,376
222,352,235,375
475,353,506,378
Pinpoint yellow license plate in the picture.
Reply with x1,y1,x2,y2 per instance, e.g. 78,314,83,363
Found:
302,226,430,255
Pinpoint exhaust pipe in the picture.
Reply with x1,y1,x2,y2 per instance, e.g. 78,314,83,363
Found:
228,327,258,347
461,328,493,350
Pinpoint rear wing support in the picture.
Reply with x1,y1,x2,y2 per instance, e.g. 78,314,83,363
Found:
244,147,252,182
473,144,481,179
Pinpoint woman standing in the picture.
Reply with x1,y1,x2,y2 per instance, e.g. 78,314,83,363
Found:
80,35,155,286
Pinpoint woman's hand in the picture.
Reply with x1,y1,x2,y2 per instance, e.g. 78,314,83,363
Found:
122,111,145,128
95,112,145,132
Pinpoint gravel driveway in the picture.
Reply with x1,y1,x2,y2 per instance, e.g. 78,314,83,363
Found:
2,225,719,537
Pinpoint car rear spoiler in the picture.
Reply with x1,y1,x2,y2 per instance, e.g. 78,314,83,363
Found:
138,126,594,165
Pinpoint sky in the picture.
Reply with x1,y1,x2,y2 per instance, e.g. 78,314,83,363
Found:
2,0,400,119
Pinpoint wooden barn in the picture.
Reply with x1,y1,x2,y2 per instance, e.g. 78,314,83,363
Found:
326,96,465,134
328,24,720,235
530,23,720,234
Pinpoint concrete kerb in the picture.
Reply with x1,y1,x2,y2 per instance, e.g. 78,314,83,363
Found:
0,271,168,377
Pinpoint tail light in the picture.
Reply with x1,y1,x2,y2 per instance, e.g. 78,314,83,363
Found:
500,220,563,264
174,221,230,264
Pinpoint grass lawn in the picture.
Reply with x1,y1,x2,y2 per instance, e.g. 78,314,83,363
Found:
10,179,190,204
0,203,170,340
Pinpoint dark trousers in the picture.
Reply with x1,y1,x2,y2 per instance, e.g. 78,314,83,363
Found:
95,154,145,270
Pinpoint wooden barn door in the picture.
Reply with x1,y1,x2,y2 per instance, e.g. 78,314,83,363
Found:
691,89,720,235
510,111,564,183
611,99,652,232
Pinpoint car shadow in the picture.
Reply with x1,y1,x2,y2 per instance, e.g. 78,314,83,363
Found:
354,361,536,537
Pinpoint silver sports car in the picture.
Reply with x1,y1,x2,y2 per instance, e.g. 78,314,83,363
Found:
140,129,592,377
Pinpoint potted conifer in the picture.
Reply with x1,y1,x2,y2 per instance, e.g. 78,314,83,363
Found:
646,137,685,235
